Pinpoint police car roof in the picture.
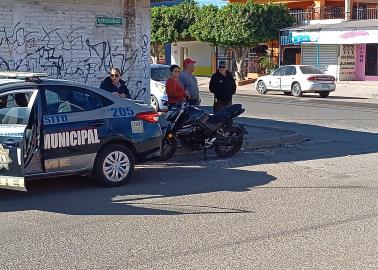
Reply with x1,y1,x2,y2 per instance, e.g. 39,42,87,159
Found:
0,79,24,86
0,71,48,79
0,76,104,95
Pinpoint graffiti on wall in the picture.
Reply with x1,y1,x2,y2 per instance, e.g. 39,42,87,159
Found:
0,22,150,101
132,34,151,100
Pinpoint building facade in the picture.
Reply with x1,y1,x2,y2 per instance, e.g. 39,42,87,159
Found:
230,0,378,81
0,0,152,101
281,20,378,81
171,41,214,76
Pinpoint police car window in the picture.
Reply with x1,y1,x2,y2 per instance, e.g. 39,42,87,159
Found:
0,91,34,125
44,86,104,114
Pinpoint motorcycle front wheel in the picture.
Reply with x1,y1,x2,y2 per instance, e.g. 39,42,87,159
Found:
214,126,244,158
159,136,177,161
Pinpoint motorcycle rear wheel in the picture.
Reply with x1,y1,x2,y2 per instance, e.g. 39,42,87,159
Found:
214,126,244,158
159,137,177,161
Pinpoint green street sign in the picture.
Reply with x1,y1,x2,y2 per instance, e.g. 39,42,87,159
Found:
96,16,123,26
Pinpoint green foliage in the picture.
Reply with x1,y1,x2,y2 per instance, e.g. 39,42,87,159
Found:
190,0,294,48
258,55,276,74
188,5,220,46
151,6,173,45
188,0,293,79
151,0,294,70
254,3,294,42
151,0,198,46
217,2,260,48
174,0,199,41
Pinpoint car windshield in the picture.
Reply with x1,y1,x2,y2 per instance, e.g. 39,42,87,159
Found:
300,66,324,74
0,91,33,125
151,67,170,81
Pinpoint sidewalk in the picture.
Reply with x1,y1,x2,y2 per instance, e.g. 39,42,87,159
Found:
197,77,378,102
242,124,303,150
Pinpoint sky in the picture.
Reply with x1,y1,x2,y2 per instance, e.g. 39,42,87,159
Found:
197,0,227,6
151,0,228,7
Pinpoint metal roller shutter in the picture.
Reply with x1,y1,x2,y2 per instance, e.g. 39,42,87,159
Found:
319,45,338,74
302,44,338,77
302,44,317,67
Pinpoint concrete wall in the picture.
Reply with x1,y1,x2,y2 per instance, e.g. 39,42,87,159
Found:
171,41,213,76
0,0,151,102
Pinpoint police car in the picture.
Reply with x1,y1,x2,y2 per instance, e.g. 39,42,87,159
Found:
0,72,162,191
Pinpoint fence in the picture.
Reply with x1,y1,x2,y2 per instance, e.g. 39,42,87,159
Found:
290,6,378,25
353,6,378,20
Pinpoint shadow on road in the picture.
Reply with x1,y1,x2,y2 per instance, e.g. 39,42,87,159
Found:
0,159,276,215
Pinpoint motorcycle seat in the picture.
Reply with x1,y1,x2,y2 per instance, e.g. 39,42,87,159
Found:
224,104,242,115
207,104,244,125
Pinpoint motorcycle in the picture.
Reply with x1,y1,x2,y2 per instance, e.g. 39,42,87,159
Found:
160,102,247,161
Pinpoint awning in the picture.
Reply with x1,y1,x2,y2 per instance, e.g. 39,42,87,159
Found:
280,20,378,45
281,19,378,31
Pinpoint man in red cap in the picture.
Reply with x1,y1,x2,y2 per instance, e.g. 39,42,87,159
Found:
178,58,200,106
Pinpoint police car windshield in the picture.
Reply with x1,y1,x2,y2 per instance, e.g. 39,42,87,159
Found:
0,92,32,125
151,67,170,82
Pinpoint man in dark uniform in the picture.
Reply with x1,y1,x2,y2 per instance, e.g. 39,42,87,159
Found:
209,64,236,113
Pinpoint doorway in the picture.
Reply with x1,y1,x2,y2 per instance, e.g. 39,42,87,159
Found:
366,44,378,76
283,47,301,65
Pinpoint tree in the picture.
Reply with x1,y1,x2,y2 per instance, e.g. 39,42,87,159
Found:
150,0,198,64
190,1,293,80
188,5,220,46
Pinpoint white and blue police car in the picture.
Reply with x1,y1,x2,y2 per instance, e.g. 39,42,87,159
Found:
0,72,162,191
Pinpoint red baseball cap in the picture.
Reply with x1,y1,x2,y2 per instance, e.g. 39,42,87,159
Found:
183,58,197,67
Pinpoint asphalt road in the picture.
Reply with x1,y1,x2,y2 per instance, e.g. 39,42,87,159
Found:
0,92,377,270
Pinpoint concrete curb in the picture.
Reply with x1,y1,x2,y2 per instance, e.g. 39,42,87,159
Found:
242,129,304,150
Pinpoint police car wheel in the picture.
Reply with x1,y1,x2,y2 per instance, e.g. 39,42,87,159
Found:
94,145,135,187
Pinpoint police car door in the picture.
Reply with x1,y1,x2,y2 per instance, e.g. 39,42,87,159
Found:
0,89,39,191
41,85,110,174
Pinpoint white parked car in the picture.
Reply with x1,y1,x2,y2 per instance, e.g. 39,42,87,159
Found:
150,64,169,111
255,65,336,98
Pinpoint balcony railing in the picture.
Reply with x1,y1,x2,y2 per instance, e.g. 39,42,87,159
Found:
353,6,378,20
290,6,378,26
290,6,344,25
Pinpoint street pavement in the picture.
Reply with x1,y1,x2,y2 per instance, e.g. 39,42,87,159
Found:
0,89,377,269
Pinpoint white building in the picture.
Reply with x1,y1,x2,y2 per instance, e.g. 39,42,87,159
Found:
0,0,151,101
171,41,213,76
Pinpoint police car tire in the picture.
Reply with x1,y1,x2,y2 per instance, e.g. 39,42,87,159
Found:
94,145,135,187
